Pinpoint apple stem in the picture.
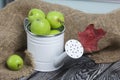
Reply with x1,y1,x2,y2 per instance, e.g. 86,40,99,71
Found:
17,64,21,68
58,19,64,25
36,19,40,21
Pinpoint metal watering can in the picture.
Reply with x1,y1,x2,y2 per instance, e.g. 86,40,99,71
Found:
24,18,84,72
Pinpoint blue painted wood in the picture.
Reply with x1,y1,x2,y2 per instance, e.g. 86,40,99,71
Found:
0,0,14,9
44,0,120,14
0,0,5,8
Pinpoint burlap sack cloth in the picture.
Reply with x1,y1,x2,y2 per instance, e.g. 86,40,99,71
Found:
0,0,120,79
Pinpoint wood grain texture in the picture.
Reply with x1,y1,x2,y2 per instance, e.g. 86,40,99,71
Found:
20,56,120,80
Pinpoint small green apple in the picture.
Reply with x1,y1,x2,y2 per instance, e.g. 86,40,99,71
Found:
6,54,24,71
30,19,51,35
49,30,61,35
28,8,45,23
46,11,64,29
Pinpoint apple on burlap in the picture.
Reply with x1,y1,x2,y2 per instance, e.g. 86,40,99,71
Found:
0,0,120,80
6,54,24,71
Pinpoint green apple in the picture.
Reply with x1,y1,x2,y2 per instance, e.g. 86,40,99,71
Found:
6,54,24,71
46,11,64,29
49,30,61,35
28,8,45,23
30,19,51,35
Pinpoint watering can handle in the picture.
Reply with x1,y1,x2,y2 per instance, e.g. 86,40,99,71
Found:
23,18,29,27
23,18,31,32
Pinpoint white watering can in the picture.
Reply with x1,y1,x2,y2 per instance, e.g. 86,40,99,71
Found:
24,18,84,72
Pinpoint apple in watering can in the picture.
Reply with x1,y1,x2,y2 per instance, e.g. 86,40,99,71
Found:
46,11,64,29
28,8,45,23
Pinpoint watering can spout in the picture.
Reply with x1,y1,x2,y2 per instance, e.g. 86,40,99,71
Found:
54,39,84,68
54,52,68,67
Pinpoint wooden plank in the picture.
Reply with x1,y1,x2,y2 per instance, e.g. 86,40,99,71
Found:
61,60,120,80
20,56,120,80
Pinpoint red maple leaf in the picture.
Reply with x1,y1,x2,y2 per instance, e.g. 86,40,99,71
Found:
78,24,106,53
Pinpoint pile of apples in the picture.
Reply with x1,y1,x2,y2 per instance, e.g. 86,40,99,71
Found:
28,8,65,35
